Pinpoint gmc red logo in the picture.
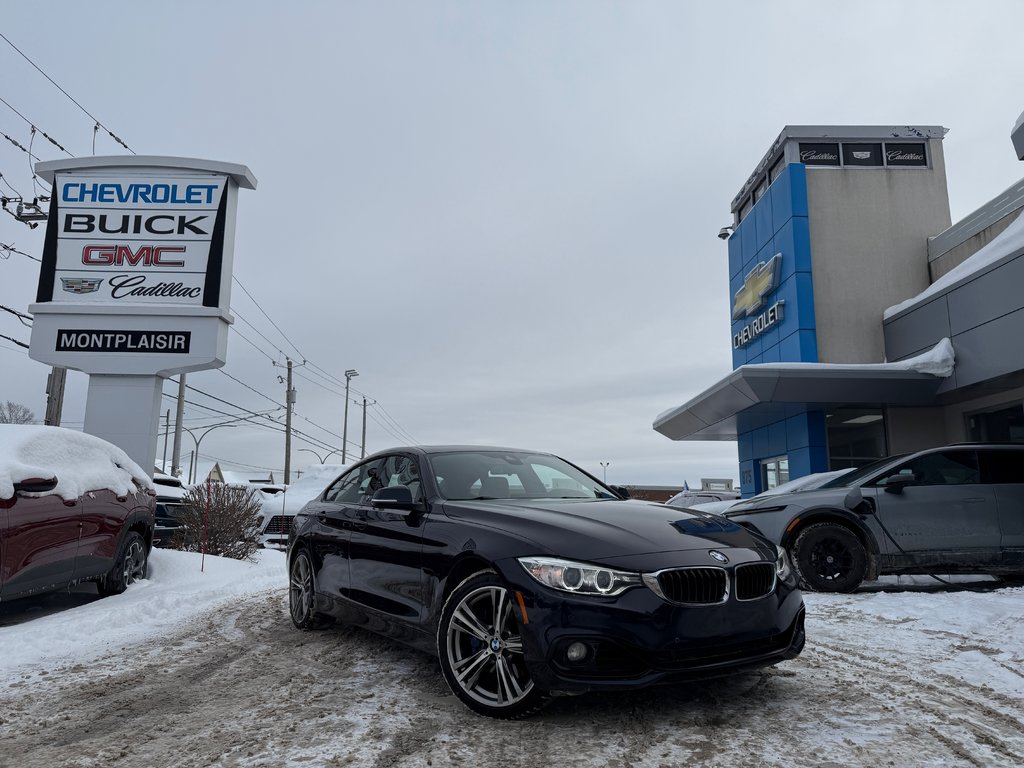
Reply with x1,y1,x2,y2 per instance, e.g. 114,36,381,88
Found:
81,244,186,267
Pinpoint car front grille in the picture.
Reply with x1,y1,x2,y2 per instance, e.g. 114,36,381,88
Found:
734,562,776,601
647,561,777,605
263,515,294,535
654,567,728,604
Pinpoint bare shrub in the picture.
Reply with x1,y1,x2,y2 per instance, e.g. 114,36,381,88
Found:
0,401,35,424
174,483,263,561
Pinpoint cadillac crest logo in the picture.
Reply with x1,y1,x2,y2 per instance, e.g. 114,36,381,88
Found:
60,277,103,294
708,550,729,564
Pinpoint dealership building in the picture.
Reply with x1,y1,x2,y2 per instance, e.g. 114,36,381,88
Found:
655,123,1024,497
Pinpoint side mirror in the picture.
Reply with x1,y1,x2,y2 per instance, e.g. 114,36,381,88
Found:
612,485,631,499
371,485,416,511
14,477,58,494
881,474,916,494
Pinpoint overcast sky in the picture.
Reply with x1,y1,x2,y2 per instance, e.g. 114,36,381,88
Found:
1,2,1022,487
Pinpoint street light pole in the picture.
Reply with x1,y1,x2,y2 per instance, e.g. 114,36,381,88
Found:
298,447,343,464
182,423,239,484
342,369,358,463
600,461,610,483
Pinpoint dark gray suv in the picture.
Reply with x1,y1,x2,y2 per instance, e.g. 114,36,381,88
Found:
723,444,1024,592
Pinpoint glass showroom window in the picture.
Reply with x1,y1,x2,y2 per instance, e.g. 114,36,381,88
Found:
826,408,888,470
761,456,789,491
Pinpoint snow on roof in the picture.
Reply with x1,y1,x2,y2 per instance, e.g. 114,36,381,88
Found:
885,209,1024,320
0,425,154,500
764,337,955,377
218,469,273,485
260,463,347,517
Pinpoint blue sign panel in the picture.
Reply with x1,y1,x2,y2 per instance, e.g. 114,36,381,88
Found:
728,163,817,369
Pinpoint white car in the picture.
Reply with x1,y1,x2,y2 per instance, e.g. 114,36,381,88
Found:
257,465,347,549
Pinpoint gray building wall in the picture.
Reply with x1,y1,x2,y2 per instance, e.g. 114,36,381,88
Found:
807,137,952,364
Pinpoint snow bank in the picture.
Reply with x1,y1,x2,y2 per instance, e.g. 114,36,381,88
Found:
885,209,1024,319
0,425,154,500
0,548,286,687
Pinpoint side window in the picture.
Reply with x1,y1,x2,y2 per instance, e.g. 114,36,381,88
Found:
323,467,362,503
980,450,1024,484
324,460,387,504
879,451,980,486
382,455,423,502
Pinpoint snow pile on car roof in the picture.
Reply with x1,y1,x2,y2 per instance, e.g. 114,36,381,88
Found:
0,425,154,500
259,463,347,517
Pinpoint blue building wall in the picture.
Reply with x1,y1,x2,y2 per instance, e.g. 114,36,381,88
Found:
728,164,828,497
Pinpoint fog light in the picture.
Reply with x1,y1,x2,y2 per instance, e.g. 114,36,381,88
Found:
566,642,588,662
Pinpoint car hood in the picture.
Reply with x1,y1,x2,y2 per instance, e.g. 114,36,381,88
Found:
726,486,852,515
440,497,771,561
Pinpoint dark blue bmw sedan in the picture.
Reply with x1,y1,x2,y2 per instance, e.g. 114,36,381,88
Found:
288,446,805,718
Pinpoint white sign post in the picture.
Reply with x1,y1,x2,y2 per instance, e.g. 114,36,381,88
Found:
28,157,256,473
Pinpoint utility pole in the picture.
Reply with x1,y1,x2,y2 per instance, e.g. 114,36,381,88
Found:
342,369,358,463
360,397,368,459
171,373,187,477
44,366,66,426
284,358,296,483
161,409,170,472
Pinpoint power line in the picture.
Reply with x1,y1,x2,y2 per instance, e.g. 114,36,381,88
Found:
231,308,286,361
0,95,72,156
228,324,278,364
0,242,40,262
232,276,305,361
0,304,32,326
372,401,419,444
0,331,28,349
0,31,133,154
217,368,284,408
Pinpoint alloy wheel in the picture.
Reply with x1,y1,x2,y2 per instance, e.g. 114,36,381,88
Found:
445,585,534,709
122,539,147,586
290,553,315,625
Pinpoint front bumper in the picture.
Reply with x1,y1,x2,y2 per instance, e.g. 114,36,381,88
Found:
495,559,805,693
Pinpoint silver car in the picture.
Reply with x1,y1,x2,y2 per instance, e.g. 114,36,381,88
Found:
723,444,1024,592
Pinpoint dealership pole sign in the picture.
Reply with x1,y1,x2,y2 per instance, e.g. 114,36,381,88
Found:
28,156,256,474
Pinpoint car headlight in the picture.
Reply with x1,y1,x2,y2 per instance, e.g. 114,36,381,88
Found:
517,556,641,596
775,547,793,581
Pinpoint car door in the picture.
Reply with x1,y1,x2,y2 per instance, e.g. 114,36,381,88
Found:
979,448,1024,569
344,453,430,621
1,487,82,599
75,487,133,581
869,449,1000,568
302,465,366,600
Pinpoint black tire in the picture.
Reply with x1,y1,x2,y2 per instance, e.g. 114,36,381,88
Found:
97,531,148,596
289,550,332,630
437,571,549,719
791,522,867,593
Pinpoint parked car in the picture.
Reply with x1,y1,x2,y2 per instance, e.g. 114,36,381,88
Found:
665,489,740,507
0,425,155,601
287,445,805,719
681,470,858,517
257,467,344,549
723,444,1024,592
152,471,187,547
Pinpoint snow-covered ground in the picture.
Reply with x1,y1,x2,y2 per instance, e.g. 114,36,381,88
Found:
2,551,1022,767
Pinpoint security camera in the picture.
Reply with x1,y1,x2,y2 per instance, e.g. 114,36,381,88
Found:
717,226,734,240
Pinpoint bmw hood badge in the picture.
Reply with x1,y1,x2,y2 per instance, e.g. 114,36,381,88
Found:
708,550,729,564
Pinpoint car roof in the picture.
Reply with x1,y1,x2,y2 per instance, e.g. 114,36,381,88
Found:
371,445,551,457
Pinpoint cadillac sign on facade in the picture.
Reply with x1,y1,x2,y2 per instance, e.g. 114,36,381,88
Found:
28,156,256,475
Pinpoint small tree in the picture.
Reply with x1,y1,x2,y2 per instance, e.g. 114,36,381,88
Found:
0,400,35,424
174,483,264,561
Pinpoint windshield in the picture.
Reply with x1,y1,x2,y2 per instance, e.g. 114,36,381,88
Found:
428,450,619,501
817,455,907,489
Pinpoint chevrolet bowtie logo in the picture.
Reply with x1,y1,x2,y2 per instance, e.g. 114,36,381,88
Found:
732,254,781,321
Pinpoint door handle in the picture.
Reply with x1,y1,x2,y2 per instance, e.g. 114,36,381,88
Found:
963,498,987,503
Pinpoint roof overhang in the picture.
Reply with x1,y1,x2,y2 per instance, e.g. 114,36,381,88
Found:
654,364,946,441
